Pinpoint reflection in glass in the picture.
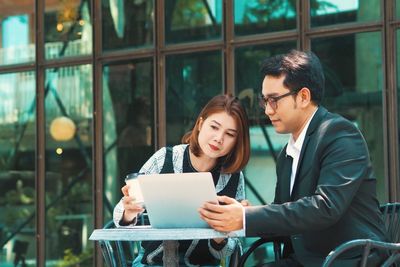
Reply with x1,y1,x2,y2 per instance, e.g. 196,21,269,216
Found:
0,1,35,65
312,32,384,200
310,0,380,27
102,60,154,219
235,42,296,206
165,51,222,145
44,0,92,59
102,0,154,51
234,0,296,36
165,0,222,44
0,72,36,266
45,65,93,265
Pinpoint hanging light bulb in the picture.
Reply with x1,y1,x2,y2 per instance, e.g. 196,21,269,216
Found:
49,116,76,141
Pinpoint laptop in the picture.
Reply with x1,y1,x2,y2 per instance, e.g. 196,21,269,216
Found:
138,172,218,228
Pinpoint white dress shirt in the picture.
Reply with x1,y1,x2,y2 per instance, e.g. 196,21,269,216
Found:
286,108,318,195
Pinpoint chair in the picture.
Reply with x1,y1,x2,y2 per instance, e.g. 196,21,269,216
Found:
321,239,400,267
237,236,287,266
322,202,400,267
380,202,400,243
220,239,241,267
99,220,137,267
238,202,400,267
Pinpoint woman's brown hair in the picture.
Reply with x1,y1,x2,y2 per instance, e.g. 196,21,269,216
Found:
181,94,250,173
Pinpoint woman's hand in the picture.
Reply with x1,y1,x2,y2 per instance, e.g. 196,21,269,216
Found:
121,185,145,224
240,199,251,207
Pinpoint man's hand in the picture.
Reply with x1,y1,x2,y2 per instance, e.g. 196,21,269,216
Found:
198,195,244,232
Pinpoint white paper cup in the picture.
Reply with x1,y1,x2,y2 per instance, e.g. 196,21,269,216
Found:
125,173,145,207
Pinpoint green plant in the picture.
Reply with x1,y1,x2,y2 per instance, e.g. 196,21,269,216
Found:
57,247,93,267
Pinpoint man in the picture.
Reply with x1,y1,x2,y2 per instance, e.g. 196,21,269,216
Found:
199,50,387,266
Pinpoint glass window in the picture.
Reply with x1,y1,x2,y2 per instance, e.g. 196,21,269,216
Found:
165,0,222,44
0,72,36,266
397,0,400,18
102,60,155,219
44,0,92,59
235,42,296,206
234,0,297,36
0,1,35,65
45,65,93,265
310,0,380,27
165,51,222,145
312,32,385,200
102,0,154,51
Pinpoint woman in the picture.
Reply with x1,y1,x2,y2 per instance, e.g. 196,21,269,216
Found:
113,94,250,266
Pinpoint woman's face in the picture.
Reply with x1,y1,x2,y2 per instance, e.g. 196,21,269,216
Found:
197,111,238,159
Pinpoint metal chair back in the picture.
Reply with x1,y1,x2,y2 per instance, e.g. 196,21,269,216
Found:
322,202,400,267
100,220,135,267
380,202,400,243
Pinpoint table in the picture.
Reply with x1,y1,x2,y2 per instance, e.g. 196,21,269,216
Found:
89,226,245,267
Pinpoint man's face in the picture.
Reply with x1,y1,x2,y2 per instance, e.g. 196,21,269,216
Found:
261,75,304,137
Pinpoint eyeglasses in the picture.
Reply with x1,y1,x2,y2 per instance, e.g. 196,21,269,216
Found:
259,90,299,110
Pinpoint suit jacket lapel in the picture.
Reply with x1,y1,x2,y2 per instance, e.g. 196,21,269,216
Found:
280,154,293,202
291,107,328,198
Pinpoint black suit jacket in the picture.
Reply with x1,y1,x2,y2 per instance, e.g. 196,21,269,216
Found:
245,107,387,266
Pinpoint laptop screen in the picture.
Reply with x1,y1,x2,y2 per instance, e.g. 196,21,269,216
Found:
138,172,218,228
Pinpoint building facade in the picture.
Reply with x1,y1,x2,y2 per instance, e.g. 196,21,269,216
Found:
0,0,399,266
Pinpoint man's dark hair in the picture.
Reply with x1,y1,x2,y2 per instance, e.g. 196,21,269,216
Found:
260,49,325,104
